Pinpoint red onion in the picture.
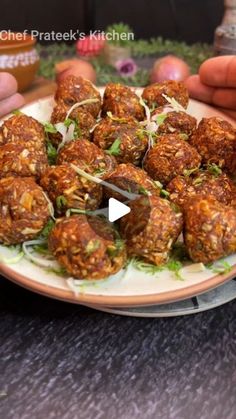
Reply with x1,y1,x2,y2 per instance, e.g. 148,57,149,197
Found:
150,55,190,83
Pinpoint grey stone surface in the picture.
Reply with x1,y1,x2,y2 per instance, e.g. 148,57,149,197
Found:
0,276,236,419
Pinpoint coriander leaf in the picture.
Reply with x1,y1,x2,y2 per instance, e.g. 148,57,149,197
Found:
139,186,150,196
207,163,222,177
56,195,67,209
12,109,23,116
155,113,167,125
183,167,199,177
166,260,183,280
160,189,170,198
44,122,58,134
107,238,125,258
40,219,55,239
106,138,121,156
46,140,57,165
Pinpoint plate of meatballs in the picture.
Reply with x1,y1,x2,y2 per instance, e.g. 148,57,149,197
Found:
0,75,236,310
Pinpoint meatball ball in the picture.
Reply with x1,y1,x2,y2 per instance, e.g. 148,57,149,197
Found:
49,101,96,147
144,133,201,185
54,75,101,117
102,83,145,121
120,195,183,265
57,138,117,178
40,164,103,215
190,117,236,175
167,169,236,209
103,163,160,202
142,80,189,109
0,114,45,148
184,197,236,263
0,177,50,245
0,141,48,179
93,116,148,165
49,214,127,279
152,110,197,139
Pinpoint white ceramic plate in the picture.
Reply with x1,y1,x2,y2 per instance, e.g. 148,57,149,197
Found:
0,92,236,308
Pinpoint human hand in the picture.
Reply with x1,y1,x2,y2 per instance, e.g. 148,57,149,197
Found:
0,72,24,118
185,56,236,119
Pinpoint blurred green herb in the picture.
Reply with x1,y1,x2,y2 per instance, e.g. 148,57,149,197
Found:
106,138,121,156
56,195,67,209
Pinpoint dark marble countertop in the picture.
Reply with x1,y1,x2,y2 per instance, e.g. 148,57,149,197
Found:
0,275,236,419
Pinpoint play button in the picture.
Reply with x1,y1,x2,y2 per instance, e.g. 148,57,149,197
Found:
108,198,130,222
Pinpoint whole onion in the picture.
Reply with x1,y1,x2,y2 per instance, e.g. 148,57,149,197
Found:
150,55,190,83
55,59,97,83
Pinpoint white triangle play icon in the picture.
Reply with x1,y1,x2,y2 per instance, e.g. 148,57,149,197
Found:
108,198,131,222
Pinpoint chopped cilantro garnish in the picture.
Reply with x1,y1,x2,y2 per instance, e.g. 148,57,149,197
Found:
139,186,150,196
64,118,82,139
166,260,184,280
160,189,170,198
56,195,67,209
107,239,125,258
207,163,222,177
46,140,57,165
155,113,167,125
44,122,58,134
106,138,121,156
12,109,23,116
183,167,199,177
40,219,55,239
210,260,232,275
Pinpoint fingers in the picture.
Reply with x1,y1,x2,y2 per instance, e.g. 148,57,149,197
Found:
0,72,18,100
199,56,236,88
0,93,25,118
185,75,215,102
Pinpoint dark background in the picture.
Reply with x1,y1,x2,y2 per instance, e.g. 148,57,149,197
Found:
1,0,224,44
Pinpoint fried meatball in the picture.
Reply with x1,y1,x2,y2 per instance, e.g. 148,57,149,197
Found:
40,164,103,215
93,116,148,165
152,110,197,139
144,134,201,185
57,138,117,178
0,114,45,148
103,163,160,202
142,80,189,109
102,83,145,121
0,142,48,179
49,101,96,147
184,197,236,263
49,214,127,279
120,195,183,265
0,177,50,245
55,75,101,117
167,169,236,209
190,117,236,175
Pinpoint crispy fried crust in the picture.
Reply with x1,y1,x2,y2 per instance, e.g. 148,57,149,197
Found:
120,195,183,265
153,110,197,138
0,142,48,179
49,101,96,146
48,214,127,279
184,197,236,263
93,116,148,165
190,117,236,174
167,170,236,209
103,163,160,202
40,164,103,214
54,75,101,117
0,177,50,244
144,133,201,184
0,114,45,147
102,83,145,121
57,138,117,177
142,80,189,109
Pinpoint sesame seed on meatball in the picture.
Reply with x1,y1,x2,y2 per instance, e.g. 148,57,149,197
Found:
142,80,189,109
0,177,50,245
93,116,148,165
144,133,201,185
102,83,145,121
190,117,236,175
48,214,127,279
184,196,236,264
40,164,103,215
55,75,101,117
120,195,183,265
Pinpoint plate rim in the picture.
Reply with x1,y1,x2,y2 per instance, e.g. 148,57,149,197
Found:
0,261,235,307
0,94,236,307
